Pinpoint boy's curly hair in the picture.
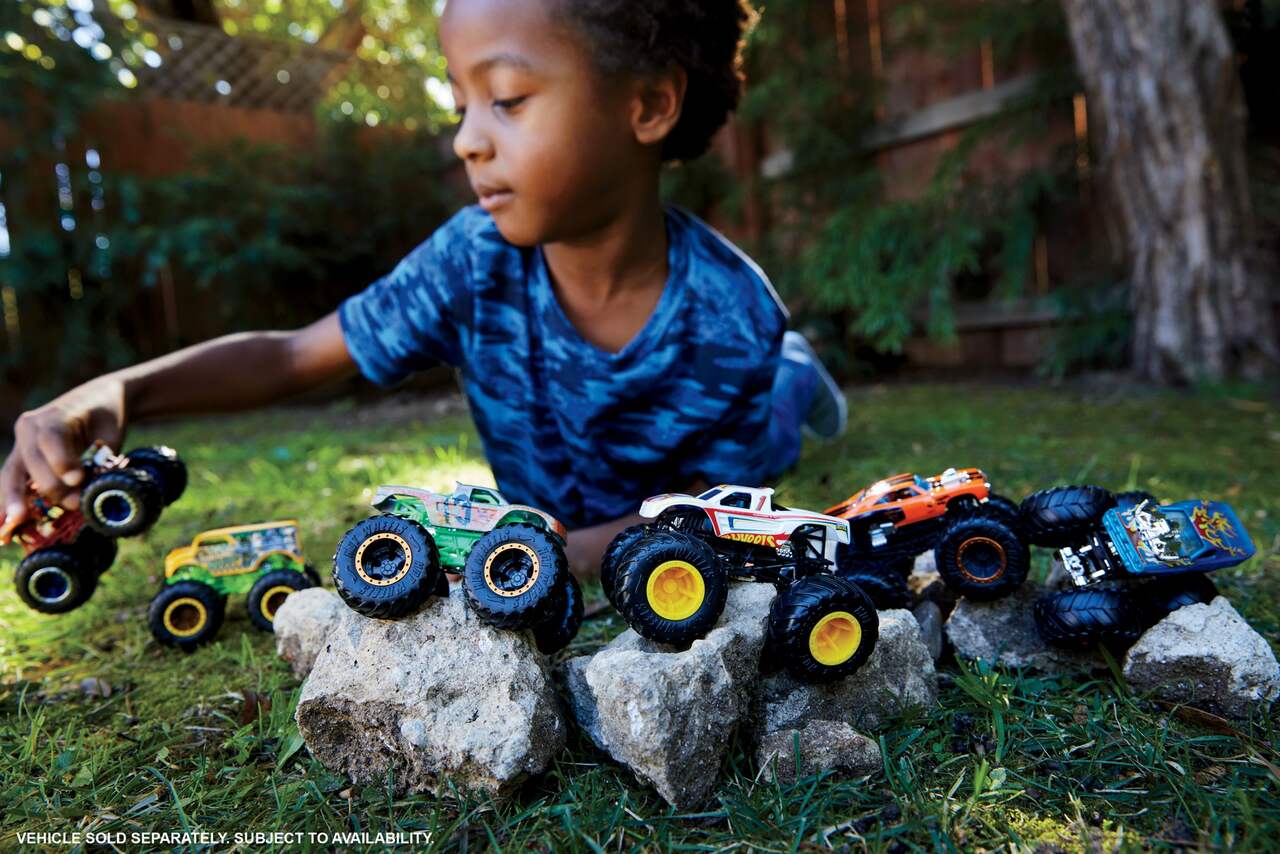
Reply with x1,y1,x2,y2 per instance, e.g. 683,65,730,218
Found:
553,0,757,162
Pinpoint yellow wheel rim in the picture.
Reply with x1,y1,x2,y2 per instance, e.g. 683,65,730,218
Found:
259,585,296,622
483,542,540,597
645,560,705,621
355,533,412,586
808,610,862,666
163,597,208,638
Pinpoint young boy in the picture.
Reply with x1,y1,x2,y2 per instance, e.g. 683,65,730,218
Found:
0,0,846,577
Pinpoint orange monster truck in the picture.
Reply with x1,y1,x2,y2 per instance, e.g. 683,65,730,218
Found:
826,468,1025,605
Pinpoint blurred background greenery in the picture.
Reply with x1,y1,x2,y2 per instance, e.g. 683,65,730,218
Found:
2,3,1280,848
1,0,1277,411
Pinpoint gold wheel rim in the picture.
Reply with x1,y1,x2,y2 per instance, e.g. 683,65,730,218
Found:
259,585,296,622
483,542,540,597
808,610,862,666
355,532,413,586
163,598,208,638
645,560,705,621
956,536,1007,583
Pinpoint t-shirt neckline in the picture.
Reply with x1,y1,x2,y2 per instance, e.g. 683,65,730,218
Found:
533,206,687,364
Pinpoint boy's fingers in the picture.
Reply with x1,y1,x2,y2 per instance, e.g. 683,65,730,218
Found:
0,454,30,543
19,436,71,508
37,428,84,486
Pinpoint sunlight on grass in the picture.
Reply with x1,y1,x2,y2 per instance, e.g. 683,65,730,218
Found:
0,385,1276,850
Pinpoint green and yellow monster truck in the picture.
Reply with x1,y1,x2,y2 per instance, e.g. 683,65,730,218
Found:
149,520,318,650
333,483,582,654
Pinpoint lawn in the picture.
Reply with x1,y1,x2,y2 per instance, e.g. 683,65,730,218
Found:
1,382,1277,852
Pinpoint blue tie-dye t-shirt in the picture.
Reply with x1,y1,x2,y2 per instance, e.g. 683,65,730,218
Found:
338,204,787,530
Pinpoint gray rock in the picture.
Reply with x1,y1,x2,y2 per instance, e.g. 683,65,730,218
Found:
274,587,346,679
912,601,943,662
561,583,775,809
945,584,1097,672
749,609,937,737
1123,596,1280,719
295,585,565,797
756,719,881,784
911,550,936,577
908,551,957,615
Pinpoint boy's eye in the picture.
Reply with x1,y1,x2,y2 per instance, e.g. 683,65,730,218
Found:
493,95,527,113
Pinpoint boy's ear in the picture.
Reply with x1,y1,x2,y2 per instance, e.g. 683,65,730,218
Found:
629,65,688,148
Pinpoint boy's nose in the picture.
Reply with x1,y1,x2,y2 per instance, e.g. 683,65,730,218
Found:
453,114,494,162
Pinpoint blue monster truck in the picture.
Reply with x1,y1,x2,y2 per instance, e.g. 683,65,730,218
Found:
1032,492,1256,648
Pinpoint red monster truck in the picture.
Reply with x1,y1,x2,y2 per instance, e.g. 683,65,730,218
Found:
8,444,186,614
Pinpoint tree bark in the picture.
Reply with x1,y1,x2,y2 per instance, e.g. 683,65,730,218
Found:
1061,0,1277,382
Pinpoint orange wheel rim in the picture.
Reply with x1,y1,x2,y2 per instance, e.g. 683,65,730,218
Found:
956,536,1007,583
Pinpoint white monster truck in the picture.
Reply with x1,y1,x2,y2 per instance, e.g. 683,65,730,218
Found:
601,485,879,684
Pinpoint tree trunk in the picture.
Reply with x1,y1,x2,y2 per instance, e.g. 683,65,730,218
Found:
1061,0,1277,382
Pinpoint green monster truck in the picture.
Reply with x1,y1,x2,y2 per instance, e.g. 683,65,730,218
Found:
332,483,582,654
149,520,318,650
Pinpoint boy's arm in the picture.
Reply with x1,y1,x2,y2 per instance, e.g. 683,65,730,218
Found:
0,312,354,541
563,479,707,583
565,513,644,582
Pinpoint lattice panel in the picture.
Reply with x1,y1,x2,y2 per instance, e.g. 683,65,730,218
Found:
135,20,348,112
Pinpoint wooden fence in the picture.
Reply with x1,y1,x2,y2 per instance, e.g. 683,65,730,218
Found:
0,1,1134,407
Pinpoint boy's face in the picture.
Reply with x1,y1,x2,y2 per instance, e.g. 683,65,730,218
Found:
441,0,645,246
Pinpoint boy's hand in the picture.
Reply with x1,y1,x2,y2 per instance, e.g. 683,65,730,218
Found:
0,377,126,543
566,513,646,582
0,312,355,546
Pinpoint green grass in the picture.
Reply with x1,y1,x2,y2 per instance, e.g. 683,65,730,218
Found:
2,382,1278,852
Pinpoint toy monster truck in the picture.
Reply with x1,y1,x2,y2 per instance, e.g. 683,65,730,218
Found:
601,485,878,683
333,483,581,653
1033,495,1255,649
9,443,185,614
149,520,318,650
826,468,1024,605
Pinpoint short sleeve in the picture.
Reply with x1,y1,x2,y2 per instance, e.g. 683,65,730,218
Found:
338,210,476,386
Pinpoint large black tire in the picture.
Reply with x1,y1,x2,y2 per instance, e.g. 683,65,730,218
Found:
247,568,314,632
70,527,118,575
1034,587,1145,649
768,574,879,683
832,565,910,610
533,573,584,655
149,581,226,650
463,523,567,629
615,530,727,646
1019,485,1116,548
333,515,441,619
982,493,1021,523
1139,574,1218,627
935,515,1029,601
601,524,650,609
15,547,97,614
81,469,164,538
124,446,187,506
